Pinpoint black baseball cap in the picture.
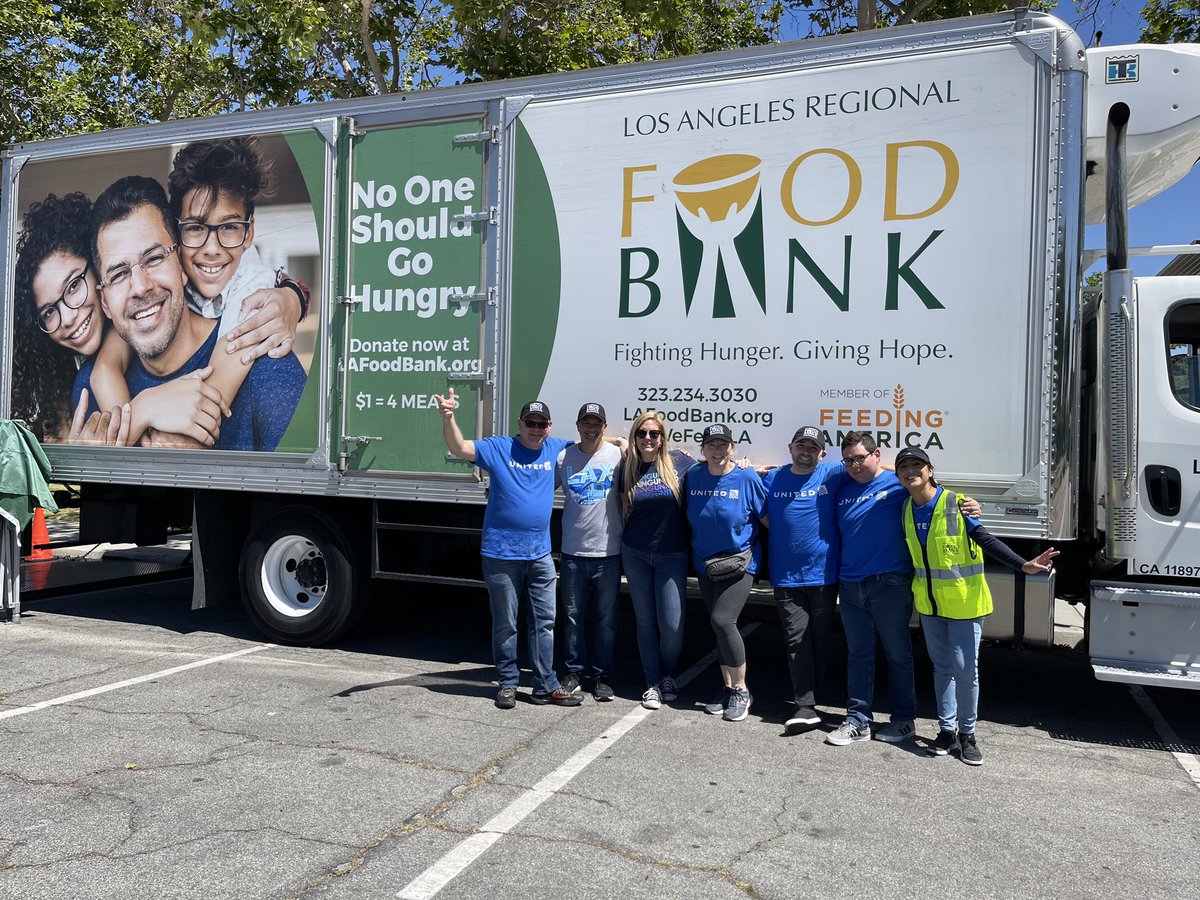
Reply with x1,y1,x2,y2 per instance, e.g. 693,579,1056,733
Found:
894,447,932,467
520,401,551,420
576,402,606,423
701,423,734,445
791,426,823,448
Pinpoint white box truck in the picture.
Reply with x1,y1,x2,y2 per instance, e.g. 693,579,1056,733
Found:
3,11,1199,687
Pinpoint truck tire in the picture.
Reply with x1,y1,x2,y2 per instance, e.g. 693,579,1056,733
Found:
239,507,366,645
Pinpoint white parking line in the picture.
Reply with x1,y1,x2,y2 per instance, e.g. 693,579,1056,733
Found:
1129,685,1200,789
397,623,759,900
0,644,274,721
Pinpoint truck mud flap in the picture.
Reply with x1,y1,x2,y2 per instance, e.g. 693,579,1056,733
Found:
1090,581,1200,689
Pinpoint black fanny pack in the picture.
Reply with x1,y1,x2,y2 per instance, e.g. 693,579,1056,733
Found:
703,548,752,581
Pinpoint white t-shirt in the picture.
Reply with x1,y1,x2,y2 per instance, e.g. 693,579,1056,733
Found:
556,442,624,557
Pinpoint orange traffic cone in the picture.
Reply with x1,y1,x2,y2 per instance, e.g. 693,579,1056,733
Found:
28,508,52,560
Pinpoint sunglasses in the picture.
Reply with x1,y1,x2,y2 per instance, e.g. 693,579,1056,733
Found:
522,419,550,430
635,428,662,439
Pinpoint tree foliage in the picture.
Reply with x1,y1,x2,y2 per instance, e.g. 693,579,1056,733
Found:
780,0,1050,37
1,0,778,147
1141,0,1200,41
447,0,779,81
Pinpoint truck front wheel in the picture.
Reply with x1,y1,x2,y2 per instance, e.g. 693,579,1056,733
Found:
239,508,366,645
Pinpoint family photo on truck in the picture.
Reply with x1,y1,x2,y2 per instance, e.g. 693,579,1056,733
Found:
12,136,320,452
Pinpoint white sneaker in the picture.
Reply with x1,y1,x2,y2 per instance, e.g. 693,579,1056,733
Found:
659,676,678,702
641,685,662,710
875,719,917,743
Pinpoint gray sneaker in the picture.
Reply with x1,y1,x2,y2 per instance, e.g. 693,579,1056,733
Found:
723,688,752,722
659,676,679,702
641,684,662,710
703,686,732,715
875,719,917,743
825,720,871,746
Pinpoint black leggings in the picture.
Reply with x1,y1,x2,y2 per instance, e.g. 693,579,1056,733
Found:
698,571,754,667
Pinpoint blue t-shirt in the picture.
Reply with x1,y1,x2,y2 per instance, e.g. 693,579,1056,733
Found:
122,322,306,452
762,461,851,587
685,465,767,574
909,486,982,547
836,469,913,581
620,450,695,555
71,357,98,415
474,435,570,560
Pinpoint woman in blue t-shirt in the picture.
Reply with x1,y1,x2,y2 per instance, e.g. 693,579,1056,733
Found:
620,411,695,710
686,423,767,723
895,446,1057,765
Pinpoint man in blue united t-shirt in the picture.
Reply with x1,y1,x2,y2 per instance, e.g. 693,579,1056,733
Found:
434,388,583,711
762,425,851,734
826,430,919,748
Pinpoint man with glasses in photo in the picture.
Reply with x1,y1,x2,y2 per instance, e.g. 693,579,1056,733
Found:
432,389,584,710
88,174,306,451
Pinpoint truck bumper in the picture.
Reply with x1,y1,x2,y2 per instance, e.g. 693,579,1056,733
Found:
1090,580,1200,689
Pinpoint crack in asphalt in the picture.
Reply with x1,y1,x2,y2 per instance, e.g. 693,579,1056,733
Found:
281,723,559,899
0,826,358,872
428,823,763,897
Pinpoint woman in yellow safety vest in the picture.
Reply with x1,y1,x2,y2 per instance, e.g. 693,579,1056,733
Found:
895,447,1058,766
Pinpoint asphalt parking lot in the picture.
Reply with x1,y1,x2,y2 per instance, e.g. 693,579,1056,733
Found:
2,578,1198,900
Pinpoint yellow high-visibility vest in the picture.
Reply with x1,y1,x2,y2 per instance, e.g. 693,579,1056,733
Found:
902,489,993,619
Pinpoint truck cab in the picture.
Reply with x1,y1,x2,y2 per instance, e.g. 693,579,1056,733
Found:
1082,45,1200,688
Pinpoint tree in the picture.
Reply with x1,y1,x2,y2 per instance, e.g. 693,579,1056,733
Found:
447,0,779,81
782,0,1052,36
1141,0,1200,41
0,0,780,148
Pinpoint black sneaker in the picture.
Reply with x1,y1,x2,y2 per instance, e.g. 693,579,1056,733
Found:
593,679,615,702
784,706,822,735
928,729,959,756
959,732,983,766
495,686,517,710
530,688,583,707
559,672,583,695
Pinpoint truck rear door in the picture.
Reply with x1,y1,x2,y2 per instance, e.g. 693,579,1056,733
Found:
337,112,491,476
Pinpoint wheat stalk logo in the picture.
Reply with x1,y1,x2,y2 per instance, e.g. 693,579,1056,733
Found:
893,384,905,410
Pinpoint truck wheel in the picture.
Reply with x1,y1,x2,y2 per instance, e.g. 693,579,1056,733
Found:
239,508,365,645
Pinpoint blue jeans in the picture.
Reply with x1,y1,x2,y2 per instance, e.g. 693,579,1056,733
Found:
482,554,560,694
621,544,687,685
560,554,621,678
839,574,917,727
921,614,984,734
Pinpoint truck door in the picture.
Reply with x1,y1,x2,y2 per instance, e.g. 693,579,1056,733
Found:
1131,278,1200,577
337,113,492,475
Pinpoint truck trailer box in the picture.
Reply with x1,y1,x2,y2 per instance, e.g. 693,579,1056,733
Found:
4,12,1200,686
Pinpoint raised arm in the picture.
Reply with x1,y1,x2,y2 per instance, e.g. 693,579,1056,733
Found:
433,386,476,462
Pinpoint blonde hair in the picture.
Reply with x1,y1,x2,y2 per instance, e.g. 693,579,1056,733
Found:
622,411,681,517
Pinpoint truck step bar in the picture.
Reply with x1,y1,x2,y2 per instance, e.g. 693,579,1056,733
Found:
1091,662,1200,690
1090,581,1200,689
